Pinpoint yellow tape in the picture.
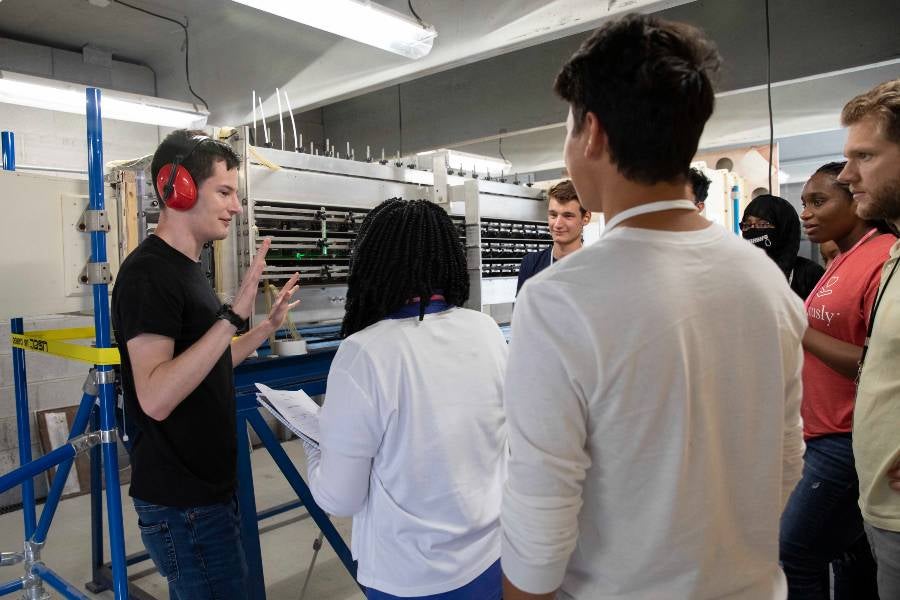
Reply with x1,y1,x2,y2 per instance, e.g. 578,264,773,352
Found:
10,328,120,365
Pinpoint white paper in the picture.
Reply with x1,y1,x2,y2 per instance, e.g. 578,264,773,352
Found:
255,383,321,447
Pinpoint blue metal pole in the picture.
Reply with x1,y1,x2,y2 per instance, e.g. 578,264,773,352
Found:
0,578,24,597
246,409,359,584
85,87,129,600
4,131,37,541
10,318,35,541
30,564,89,600
0,442,83,495
33,392,96,544
236,414,266,600
1,131,14,170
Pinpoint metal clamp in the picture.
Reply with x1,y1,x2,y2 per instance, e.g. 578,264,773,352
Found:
82,369,99,396
77,209,110,232
94,369,116,385
98,429,118,445
22,541,43,565
70,431,102,455
79,262,112,285
0,551,24,566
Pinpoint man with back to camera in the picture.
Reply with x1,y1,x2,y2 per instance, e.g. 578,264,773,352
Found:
689,166,711,212
501,14,806,600
516,180,591,293
112,129,299,599
838,78,900,598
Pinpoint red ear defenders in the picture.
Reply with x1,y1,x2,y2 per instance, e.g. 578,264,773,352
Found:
155,135,212,211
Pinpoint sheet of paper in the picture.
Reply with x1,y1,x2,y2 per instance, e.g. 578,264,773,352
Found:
255,383,321,447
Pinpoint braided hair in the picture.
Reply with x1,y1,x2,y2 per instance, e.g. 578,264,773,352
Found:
341,199,470,337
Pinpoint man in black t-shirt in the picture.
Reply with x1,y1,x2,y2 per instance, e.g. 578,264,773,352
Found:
112,129,299,599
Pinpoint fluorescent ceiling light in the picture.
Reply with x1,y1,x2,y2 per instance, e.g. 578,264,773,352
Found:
418,149,512,175
232,0,437,59
0,71,209,128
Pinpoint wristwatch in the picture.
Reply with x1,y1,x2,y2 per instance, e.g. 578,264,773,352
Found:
217,303,248,330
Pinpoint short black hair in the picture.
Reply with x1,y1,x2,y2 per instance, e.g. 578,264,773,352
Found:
689,167,711,204
341,199,469,338
150,129,241,205
554,14,721,184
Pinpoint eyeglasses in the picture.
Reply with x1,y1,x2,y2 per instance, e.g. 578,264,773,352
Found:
739,219,775,231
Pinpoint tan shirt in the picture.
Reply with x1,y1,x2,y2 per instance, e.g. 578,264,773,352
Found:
854,238,900,531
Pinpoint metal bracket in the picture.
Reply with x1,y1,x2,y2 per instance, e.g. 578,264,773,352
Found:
79,262,112,285
70,431,102,455
0,551,23,566
94,369,116,385
98,429,118,445
77,208,110,232
82,369,99,396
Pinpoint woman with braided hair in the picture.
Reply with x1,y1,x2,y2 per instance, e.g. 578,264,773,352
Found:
304,199,508,599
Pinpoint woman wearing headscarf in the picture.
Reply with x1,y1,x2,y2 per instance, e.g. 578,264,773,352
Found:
741,194,825,299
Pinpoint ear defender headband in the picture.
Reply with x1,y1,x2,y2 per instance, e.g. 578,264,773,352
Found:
155,135,212,211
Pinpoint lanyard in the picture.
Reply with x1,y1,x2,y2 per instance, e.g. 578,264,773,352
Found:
385,295,452,320
602,199,698,235
806,228,878,308
857,250,900,381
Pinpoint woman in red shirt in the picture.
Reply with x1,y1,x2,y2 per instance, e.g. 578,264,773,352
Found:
780,161,895,599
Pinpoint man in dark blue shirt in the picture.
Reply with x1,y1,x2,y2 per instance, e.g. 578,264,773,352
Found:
517,180,591,293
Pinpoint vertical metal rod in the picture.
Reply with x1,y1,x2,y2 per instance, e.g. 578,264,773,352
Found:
33,392,96,543
89,405,104,589
85,87,129,600
1,131,15,170
10,318,35,540
4,132,37,541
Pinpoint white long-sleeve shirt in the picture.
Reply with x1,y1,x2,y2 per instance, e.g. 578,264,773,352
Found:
307,307,509,597
502,224,806,600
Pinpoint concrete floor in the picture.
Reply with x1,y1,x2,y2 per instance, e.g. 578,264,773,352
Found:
0,442,364,600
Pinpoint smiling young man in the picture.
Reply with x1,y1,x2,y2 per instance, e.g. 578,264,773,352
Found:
516,180,591,293
501,14,807,600
837,78,900,599
112,130,299,599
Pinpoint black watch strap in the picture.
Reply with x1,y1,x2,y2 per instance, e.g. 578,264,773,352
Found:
217,303,248,330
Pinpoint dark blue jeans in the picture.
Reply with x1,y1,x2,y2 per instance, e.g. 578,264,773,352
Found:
133,495,249,600
365,559,501,600
780,434,879,599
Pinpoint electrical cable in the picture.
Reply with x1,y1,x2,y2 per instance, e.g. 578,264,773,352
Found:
111,0,210,111
397,85,403,157
498,136,507,163
764,0,774,194
408,0,425,27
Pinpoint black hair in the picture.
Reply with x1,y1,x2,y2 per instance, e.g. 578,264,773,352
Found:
150,129,241,205
688,167,711,204
812,161,894,234
554,13,721,184
341,199,470,338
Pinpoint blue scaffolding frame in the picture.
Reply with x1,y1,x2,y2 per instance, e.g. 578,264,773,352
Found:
2,92,358,599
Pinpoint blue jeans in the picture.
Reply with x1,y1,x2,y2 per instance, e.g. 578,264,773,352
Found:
780,434,878,599
366,559,501,600
133,496,249,600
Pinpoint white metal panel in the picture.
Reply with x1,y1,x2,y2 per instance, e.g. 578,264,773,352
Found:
0,170,119,319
